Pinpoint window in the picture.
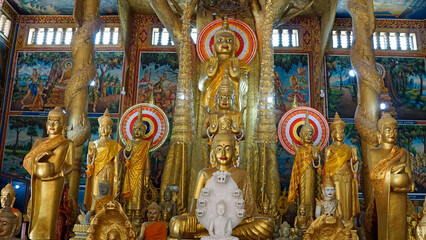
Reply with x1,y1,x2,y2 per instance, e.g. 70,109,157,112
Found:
272,28,299,48
27,27,120,46
332,30,417,51
0,12,12,39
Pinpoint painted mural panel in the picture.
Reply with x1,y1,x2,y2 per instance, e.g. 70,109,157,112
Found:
0,40,10,115
11,51,123,114
326,55,426,120
274,54,310,122
7,0,118,15
137,52,178,118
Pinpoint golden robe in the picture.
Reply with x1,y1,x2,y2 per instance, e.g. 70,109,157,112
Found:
288,145,316,217
24,135,74,239
370,146,410,240
84,140,122,211
324,144,360,220
122,140,151,207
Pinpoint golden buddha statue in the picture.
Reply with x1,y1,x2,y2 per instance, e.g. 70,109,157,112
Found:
304,214,352,239
0,194,20,240
287,111,321,217
84,109,122,214
416,196,426,240
139,202,167,240
84,175,114,224
23,106,74,240
293,204,313,235
0,184,22,236
169,131,274,239
203,69,244,145
368,113,414,240
122,107,152,223
324,113,360,222
159,189,177,222
199,16,249,110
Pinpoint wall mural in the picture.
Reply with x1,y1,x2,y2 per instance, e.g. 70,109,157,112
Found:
0,40,10,115
10,51,123,114
6,0,118,15
137,52,178,119
326,55,426,120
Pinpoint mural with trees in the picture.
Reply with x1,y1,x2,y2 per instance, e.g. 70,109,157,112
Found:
0,40,10,115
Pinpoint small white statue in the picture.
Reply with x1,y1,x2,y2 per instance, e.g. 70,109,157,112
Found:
206,200,235,239
315,174,342,219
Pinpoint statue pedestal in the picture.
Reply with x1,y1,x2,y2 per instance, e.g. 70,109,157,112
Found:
71,224,89,240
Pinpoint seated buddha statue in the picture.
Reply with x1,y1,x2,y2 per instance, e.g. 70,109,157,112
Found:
315,174,342,219
0,194,20,240
169,131,274,239
293,204,313,235
0,184,22,236
199,16,249,111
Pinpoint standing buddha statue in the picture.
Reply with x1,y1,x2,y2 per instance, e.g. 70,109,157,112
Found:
324,113,360,222
287,111,321,217
122,107,151,223
84,108,122,213
23,106,74,240
368,113,414,240
199,16,249,110
0,184,22,237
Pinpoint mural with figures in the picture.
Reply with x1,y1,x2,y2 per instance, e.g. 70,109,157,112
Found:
274,54,310,121
7,0,118,15
10,51,123,113
137,52,178,118
0,40,10,114
326,55,426,120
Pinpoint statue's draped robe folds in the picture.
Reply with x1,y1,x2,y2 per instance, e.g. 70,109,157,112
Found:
23,135,74,239
144,222,167,240
84,140,121,211
324,144,360,219
288,145,316,216
370,146,409,240
122,140,151,203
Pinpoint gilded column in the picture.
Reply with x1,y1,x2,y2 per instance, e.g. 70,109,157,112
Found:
65,0,102,221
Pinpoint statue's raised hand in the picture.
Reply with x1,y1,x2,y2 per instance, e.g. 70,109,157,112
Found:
207,57,218,78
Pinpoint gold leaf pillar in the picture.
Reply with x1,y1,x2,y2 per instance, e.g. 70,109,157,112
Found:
254,0,280,214
160,0,194,213
65,0,102,219
348,0,382,236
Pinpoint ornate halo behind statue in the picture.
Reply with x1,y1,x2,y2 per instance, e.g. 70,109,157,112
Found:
278,106,329,155
197,18,257,64
119,103,169,152
376,62,386,79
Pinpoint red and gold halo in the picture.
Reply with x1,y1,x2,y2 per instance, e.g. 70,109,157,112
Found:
119,103,169,152
197,18,257,64
278,106,329,155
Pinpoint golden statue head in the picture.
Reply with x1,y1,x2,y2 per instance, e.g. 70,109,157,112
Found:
132,107,147,140
330,113,345,143
98,108,113,139
213,16,238,57
47,106,67,136
377,113,398,145
300,111,314,144
106,228,121,240
214,69,236,111
0,194,18,238
1,184,15,209
163,189,172,202
211,131,238,167
298,204,306,216
147,202,161,222
261,198,270,215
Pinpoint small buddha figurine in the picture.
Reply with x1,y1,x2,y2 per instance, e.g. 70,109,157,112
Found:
278,221,293,240
0,194,20,240
199,16,249,110
202,69,245,144
169,131,274,239
106,228,121,240
139,202,167,240
84,108,122,216
315,174,342,219
203,200,236,240
324,113,360,222
368,113,414,240
84,175,113,224
159,189,177,222
260,198,272,217
123,107,152,223
0,184,22,236
416,196,426,240
288,111,321,217
293,204,313,235
23,106,74,240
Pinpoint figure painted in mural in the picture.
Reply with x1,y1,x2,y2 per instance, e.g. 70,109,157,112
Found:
23,106,74,240
58,62,72,85
324,112,360,222
416,196,426,240
199,16,249,110
203,69,244,145
169,131,274,239
139,202,167,240
159,189,177,222
21,68,41,106
84,108,121,215
0,184,22,237
274,71,286,113
0,194,20,240
287,111,321,217
140,70,151,84
315,174,342,219
292,204,313,235
285,73,307,105
122,107,151,224
22,82,45,111
368,113,414,240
